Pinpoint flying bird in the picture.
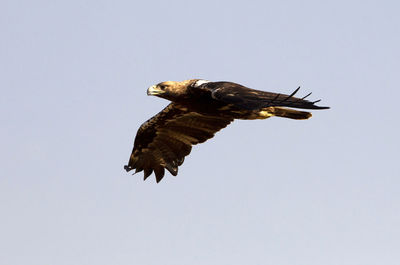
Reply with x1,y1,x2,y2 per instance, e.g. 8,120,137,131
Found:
125,79,329,182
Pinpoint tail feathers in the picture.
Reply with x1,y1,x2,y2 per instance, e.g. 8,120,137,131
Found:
264,107,312,120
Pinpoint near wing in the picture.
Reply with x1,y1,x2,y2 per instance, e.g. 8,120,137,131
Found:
124,103,233,182
207,82,329,110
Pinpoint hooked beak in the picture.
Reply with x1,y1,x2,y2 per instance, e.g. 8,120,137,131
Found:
147,85,163,96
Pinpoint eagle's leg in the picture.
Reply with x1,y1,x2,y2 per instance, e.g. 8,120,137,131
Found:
257,107,312,120
230,109,274,120
256,108,275,119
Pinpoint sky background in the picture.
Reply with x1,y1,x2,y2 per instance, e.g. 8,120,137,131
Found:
1,0,400,264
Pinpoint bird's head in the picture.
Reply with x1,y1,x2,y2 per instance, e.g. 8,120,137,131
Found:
147,79,200,101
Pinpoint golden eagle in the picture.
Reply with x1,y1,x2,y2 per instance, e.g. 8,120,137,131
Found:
125,79,329,182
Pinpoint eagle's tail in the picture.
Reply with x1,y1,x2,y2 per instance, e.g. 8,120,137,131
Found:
259,107,312,120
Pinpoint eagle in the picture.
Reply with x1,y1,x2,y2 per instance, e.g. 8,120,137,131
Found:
125,79,329,182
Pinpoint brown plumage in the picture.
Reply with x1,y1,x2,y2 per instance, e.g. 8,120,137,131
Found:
125,79,329,182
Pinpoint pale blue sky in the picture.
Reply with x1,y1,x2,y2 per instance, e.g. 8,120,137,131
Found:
1,0,399,264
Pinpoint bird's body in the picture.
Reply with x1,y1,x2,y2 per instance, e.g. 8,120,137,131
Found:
125,79,329,182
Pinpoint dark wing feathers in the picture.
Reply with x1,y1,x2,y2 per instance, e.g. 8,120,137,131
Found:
124,103,233,182
207,82,329,110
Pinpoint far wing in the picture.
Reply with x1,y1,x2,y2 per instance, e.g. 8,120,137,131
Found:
207,82,329,110
124,103,233,183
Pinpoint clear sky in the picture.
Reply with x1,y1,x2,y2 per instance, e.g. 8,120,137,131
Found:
1,0,399,264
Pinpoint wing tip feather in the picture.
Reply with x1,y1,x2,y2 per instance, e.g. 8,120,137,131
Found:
124,165,133,172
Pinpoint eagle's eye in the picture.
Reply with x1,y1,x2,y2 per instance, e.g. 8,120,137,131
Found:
159,85,166,91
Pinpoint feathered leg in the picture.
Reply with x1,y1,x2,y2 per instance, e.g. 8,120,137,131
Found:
257,107,312,120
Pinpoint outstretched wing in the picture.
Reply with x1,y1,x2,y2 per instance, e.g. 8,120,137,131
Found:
124,103,233,183
203,82,329,110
